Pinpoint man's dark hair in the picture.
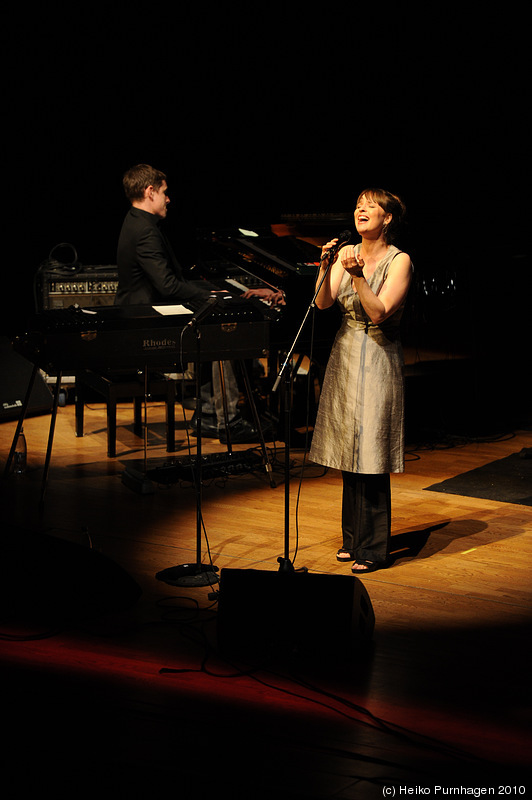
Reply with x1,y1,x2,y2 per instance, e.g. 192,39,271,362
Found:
123,164,167,202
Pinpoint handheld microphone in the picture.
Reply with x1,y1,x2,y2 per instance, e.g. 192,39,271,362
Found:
321,229,352,264
185,296,218,327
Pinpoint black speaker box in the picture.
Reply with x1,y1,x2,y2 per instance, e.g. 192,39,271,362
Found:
0,337,53,420
0,526,142,626
217,568,375,663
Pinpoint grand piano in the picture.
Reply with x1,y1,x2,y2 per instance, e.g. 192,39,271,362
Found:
191,220,344,364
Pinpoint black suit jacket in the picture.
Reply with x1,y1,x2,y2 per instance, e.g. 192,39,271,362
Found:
115,207,211,306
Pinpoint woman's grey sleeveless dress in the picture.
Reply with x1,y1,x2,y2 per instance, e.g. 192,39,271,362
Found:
309,244,409,475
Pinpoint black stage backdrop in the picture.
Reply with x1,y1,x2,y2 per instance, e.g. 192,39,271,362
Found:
4,8,530,431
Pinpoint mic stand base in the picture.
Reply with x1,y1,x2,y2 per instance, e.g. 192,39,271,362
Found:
155,562,219,587
277,556,295,573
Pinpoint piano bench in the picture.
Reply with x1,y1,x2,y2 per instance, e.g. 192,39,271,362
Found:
74,370,177,458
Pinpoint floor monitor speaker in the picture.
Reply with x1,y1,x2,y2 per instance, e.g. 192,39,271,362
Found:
217,568,375,664
0,526,142,626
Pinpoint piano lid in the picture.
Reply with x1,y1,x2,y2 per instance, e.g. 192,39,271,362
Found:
192,221,344,357
194,216,353,291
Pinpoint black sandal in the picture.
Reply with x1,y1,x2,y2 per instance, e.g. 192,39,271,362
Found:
336,549,355,562
351,560,383,574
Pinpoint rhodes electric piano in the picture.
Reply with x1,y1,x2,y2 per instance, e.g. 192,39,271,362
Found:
12,295,277,374
7,295,278,497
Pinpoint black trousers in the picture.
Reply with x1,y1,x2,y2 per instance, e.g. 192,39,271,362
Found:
341,472,391,564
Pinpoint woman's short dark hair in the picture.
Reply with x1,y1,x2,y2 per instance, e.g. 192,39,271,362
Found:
356,188,406,244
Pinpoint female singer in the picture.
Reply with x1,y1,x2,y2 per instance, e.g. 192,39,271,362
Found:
309,189,412,573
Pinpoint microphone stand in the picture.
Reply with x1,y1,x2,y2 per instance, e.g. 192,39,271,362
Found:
156,301,220,587
272,251,336,573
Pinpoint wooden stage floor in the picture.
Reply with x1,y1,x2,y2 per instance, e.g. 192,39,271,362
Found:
1,400,531,797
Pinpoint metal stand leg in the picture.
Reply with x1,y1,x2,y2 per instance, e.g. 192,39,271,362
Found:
216,360,233,452
4,368,66,508
3,363,39,477
3,364,61,511
40,372,63,505
237,360,276,488
213,359,275,486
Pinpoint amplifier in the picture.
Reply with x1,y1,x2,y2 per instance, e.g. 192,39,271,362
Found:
40,266,119,310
